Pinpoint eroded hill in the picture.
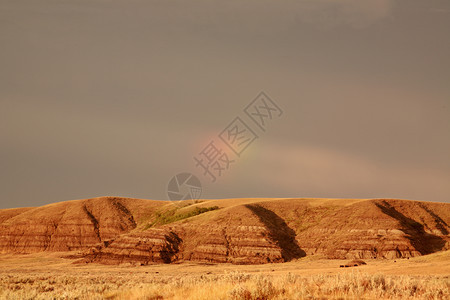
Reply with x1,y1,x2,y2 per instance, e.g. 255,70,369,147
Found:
0,197,449,265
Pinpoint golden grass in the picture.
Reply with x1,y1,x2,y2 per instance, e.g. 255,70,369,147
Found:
1,251,449,300
0,271,448,300
412,249,450,262
142,206,220,229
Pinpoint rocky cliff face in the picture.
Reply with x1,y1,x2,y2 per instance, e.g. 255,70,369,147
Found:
185,224,285,264
1,197,449,264
79,228,182,265
0,197,144,253
290,199,450,259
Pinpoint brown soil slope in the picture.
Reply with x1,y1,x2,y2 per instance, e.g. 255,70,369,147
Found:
0,197,449,264
0,197,164,253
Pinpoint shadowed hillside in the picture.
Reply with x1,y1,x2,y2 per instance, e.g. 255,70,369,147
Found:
0,197,449,265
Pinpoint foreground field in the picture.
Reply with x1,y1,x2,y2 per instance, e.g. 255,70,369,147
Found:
0,251,448,299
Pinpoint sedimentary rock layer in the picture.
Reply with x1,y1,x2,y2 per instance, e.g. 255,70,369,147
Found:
1,197,449,264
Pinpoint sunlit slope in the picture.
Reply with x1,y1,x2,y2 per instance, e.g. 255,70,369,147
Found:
1,197,448,264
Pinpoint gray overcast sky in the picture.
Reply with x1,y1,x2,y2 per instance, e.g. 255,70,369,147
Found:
1,0,449,208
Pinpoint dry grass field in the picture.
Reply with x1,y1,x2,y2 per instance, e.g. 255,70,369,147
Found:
1,197,449,299
0,250,448,299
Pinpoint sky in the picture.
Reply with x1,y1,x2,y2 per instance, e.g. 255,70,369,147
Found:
1,0,449,208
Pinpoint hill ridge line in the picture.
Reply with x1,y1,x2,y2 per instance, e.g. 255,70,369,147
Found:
0,197,448,265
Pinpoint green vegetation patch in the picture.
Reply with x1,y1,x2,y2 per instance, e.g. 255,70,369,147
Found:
144,206,220,229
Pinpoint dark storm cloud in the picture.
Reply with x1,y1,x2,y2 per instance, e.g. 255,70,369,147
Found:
1,0,449,208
